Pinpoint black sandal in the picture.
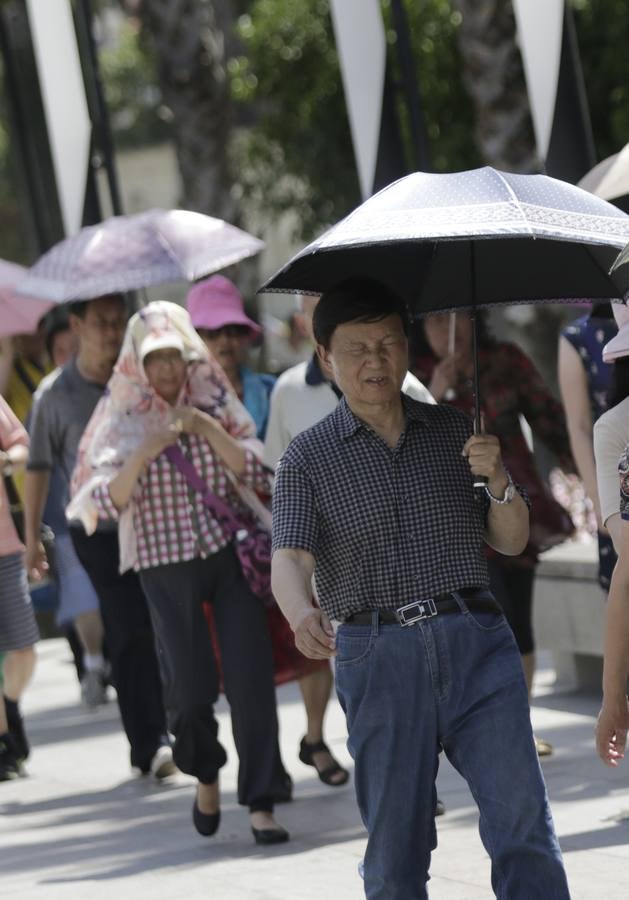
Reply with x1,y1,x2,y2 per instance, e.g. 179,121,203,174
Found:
298,737,350,787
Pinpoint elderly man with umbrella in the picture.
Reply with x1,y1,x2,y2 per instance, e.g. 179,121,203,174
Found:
266,168,629,898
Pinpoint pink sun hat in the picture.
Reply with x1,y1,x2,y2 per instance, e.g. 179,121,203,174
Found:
186,275,262,337
602,302,629,362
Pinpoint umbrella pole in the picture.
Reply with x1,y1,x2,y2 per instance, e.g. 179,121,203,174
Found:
470,243,487,490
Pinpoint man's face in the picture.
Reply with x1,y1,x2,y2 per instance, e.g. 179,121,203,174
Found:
50,328,78,368
71,296,127,367
317,314,408,408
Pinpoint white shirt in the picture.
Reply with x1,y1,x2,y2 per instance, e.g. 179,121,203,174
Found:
263,358,434,469
594,396,629,525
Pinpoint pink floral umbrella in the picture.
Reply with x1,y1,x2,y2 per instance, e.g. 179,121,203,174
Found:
0,260,53,338
17,208,265,303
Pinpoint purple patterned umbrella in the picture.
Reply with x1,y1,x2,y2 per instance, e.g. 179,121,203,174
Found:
17,208,265,303
0,259,53,337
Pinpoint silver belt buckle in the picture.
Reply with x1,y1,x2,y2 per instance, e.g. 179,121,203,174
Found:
396,598,438,627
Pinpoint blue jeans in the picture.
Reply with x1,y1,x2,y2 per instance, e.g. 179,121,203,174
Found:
335,591,570,900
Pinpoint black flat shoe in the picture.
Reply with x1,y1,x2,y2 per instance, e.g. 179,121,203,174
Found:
251,825,290,845
192,799,220,837
299,736,350,787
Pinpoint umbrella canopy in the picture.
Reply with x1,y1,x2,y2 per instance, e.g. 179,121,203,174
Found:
578,143,629,213
18,208,265,303
260,167,629,309
0,260,53,338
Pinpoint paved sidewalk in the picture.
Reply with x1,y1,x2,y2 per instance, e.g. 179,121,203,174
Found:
2,639,629,899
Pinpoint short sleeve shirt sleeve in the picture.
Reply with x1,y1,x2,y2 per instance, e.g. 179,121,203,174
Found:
27,390,55,470
271,444,319,555
619,446,629,521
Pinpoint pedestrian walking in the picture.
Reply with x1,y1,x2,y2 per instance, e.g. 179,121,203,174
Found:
413,310,575,757
0,393,38,780
69,301,289,844
189,278,350,789
559,304,618,588
271,278,571,898
24,295,174,777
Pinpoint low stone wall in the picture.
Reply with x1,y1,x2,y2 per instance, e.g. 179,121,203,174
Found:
532,539,605,692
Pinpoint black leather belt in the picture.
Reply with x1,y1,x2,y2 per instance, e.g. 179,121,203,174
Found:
344,591,501,627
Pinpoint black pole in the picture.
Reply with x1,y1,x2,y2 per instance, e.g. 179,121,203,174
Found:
74,0,124,216
469,241,487,490
389,0,432,171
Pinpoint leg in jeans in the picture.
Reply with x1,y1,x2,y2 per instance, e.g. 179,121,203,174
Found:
335,616,439,900
211,545,287,810
140,556,227,784
440,594,570,899
71,528,168,770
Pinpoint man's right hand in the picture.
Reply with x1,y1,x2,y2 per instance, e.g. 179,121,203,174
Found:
293,608,337,660
25,539,48,582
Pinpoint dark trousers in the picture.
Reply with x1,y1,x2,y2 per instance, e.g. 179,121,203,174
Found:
140,544,286,811
70,527,168,770
487,559,536,656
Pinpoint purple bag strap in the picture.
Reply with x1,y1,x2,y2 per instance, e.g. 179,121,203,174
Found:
164,444,242,533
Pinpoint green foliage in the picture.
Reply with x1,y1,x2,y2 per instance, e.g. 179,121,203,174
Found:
230,0,479,240
230,0,360,240
99,17,171,149
572,0,629,160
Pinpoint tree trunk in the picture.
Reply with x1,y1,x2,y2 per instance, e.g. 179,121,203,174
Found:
452,0,537,172
137,0,240,222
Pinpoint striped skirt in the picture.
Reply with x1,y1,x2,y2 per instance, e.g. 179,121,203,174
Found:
0,553,39,652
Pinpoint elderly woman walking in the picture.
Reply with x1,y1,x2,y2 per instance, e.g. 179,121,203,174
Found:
68,301,289,844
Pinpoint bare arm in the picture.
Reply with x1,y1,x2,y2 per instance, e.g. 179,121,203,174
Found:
596,519,629,766
463,433,529,556
108,427,180,512
558,336,601,524
23,469,51,579
176,407,249,477
271,547,336,659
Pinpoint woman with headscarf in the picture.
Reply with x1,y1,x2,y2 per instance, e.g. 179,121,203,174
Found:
68,301,289,845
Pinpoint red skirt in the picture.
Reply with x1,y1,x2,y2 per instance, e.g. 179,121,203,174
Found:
203,601,328,690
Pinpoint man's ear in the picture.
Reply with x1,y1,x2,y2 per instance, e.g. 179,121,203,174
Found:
315,342,335,380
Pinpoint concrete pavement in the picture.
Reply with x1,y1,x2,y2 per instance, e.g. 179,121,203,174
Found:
2,638,629,899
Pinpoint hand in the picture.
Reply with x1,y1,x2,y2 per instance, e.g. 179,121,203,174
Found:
140,425,181,463
429,355,459,401
292,609,337,660
25,539,48,582
596,698,629,766
462,432,506,491
173,406,210,436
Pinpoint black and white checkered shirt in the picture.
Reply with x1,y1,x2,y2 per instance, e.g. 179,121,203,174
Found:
272,395,503,623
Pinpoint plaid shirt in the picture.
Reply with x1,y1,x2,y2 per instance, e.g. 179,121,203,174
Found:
94,433,271,571
272,395,513,623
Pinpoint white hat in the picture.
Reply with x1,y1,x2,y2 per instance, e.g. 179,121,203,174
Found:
602,303,629,362
139,331,185,363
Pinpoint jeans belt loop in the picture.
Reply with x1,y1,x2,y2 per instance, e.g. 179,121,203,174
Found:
371,609,380,635
395,598,438,627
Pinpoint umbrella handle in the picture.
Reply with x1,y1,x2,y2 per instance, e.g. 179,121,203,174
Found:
471,299,488,492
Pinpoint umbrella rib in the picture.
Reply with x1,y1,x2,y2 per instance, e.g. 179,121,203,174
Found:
492,170,535,237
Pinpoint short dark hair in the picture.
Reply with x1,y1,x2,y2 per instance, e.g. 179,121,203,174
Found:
68,293,126,319
44,317,70,359
312,277,410,349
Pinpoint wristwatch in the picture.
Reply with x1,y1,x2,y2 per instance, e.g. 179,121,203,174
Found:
485,472,515,505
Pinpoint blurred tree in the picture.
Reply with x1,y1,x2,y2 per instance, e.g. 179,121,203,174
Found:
230,0,480,239
451,0,536,172
573,0,629,161
135,0,243,221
